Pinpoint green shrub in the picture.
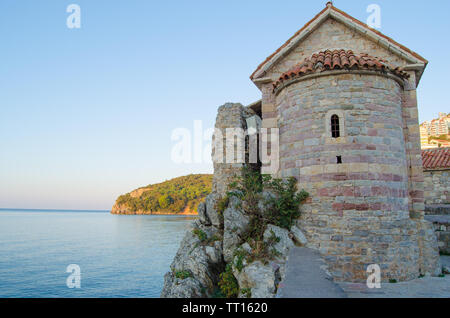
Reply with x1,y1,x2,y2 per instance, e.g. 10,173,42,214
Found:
264,177,309,230
211,288,225,298
218,264,239,298
229,167,309,231
193,229,208,242
226,167,309,265
233,249,248,272
216,196,230,217
175,270,192,280
114,174,212,214
241,288,252,298
209,235,221,243
389,279,397,284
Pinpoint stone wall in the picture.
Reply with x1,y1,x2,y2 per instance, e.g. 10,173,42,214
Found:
424,169,450,205
211,103,257,197
425,215,450,255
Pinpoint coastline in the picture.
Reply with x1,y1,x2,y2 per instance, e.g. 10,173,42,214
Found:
111,211,198,216
110,205,198,216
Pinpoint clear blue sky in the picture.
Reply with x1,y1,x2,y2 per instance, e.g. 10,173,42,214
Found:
0,0,448,210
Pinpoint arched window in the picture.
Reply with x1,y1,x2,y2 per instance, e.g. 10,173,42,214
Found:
331,115,340,138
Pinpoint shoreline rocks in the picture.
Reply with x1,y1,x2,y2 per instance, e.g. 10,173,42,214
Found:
161,192,309,298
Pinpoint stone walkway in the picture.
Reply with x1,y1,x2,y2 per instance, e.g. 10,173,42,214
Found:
338,275,450,298
338,256,450,298
277,247,347,298
279,250,450,298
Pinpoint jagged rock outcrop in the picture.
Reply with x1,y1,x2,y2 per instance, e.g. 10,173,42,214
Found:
205,193,222,228
264,225,294,257
223,196,250,263
161,192,307,298
161,218,225,298
197,202,210,226
161,274,204,298
290,225,308,246
233,261,280,298
231,223,302,298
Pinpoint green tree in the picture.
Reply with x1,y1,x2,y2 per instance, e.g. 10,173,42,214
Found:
158,195,172,209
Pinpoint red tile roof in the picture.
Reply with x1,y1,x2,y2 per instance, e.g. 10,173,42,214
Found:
422,147,450,170
273,49,409,91
250,3,427,81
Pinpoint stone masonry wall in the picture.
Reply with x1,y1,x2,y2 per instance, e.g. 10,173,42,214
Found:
212,103,256,197
425,215,450,255
275,72,423,282
424,169,450,205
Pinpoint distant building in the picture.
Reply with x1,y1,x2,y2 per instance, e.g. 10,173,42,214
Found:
420,113,450,149
420,126,430,148
422,113,449,137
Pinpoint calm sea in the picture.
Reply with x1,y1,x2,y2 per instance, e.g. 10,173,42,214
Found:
0,209,195,298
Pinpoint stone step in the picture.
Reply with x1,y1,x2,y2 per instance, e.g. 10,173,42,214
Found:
277,247,347,298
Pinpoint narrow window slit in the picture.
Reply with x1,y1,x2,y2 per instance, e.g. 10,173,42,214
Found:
331,115,340,138
337,156,342,164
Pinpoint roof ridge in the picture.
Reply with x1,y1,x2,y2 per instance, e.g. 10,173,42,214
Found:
250,3,427,81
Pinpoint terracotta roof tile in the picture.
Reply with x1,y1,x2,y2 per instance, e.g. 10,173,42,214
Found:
422,147,450,170
273,49,409,91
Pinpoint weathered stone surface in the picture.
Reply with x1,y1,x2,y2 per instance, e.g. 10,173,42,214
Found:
258,191,276,214
240,242,252,254
223,196,250,263
425,215,450,255
212,103,257,197
443,266,450,275
425,204,450,216
414,219,442,277
263,224,294,256
424,169,449,205
197,202,210,226
277,247,346,298
161,221,224,298
290,225,308,246
205,193,222,228
205,241,223,265
233,261,279,298
161,273,204,298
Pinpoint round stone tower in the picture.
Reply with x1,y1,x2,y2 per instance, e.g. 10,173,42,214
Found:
274,50,421,281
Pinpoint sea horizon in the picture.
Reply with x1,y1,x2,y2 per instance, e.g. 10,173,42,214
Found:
0,208,110,213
